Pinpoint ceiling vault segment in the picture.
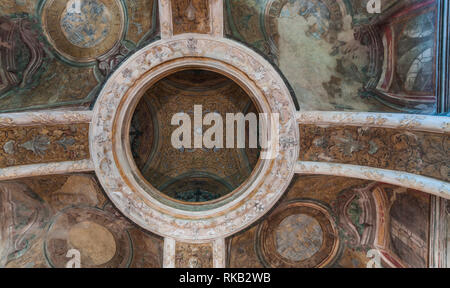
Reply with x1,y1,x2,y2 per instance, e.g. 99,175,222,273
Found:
159,0,223,39
0,110,94,180
296,162,450,200
0,0,448,269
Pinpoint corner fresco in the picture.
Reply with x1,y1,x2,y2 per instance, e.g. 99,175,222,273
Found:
2,174,433,268
225,0,439,113
227,175,432,268
0,0,159,113
0,174,164,268
299,124,450,182
376,1,437,113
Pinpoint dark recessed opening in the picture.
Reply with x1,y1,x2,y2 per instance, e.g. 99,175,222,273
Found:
129,69,261,203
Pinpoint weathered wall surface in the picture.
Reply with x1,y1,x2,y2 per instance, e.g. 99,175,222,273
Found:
227,175,432,268
0,0,158,112
0,174,163,268
225,0,439,113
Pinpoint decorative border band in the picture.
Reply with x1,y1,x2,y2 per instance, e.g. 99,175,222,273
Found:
295,161,450,199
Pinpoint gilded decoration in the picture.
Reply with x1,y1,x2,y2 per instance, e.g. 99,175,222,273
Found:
130,70,259,202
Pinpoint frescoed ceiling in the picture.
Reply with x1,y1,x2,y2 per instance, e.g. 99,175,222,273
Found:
130,69,260,203
224,0,439,113
0,0,448,269
0,0,158,112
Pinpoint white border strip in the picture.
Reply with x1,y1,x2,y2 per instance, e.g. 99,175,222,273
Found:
429,197,448,268
210,0,224,37
296,111,450,134
213,238,226,268
0,110,92,127
163,237,176,268
295,161,450,199
0,159,94,181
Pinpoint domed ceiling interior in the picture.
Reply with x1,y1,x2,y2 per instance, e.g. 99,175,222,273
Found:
130,69,260,202
0,0,448,269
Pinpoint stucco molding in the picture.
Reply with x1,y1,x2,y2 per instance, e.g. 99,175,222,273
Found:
0,159,94,181
296,111,450,134
295,161,450,199
90,34,298,241
210,0,224,37
0,110,92,127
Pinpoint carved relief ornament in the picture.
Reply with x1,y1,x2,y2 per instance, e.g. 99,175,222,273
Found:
90,35,299,241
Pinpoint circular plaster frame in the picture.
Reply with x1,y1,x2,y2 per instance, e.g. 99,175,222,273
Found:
41,0,125,63
90,34,299,241
256,200,340,268
125,67,264,211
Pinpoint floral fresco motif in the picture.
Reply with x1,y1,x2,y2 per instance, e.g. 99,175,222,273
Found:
2,174,164,268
